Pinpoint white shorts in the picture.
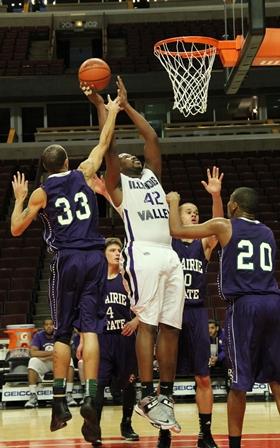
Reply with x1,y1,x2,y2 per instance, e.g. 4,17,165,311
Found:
28,357,74,381
123,242,185,329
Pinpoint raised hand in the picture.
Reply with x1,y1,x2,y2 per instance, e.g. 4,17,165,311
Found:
80,81,104,105
92,173,107,196
104,94,121,114
201,166,224,196
80,81,94,97
166,191,181,205
12,172,28,202
116,75,128,109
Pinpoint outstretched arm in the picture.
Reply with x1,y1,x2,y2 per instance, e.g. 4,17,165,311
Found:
201,166,224,218
78,95,120,182
117,76,161,180
11,172,46,236
82,89,122,207
201,166,224,258
166,191,231,246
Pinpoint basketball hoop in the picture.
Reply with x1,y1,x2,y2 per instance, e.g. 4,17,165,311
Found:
154,36,241,118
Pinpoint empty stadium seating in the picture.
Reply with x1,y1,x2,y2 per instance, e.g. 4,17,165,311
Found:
0,161,42,329
0,27,64,76
106,16,279,73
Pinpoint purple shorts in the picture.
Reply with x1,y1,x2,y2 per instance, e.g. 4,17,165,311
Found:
49,248,108,340
98,333,137,386
225,293,280,391
177,306,210,377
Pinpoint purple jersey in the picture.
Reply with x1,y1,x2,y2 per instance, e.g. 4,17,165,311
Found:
172,238,208,306
39,170,104,251
104,273,132,333
220,218,280,301
31,330,54,351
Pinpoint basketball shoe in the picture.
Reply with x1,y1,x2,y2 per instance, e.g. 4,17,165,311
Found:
80,396,100,443
24,393,38,408
157,429,171,448
197,434,219,447
50,398,72,431
157,394,181,433
120,417,139,441
135,395,180,431
91,425,102,447
66,392,78,407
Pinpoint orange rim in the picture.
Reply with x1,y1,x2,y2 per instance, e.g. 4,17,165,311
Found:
154,35,243,67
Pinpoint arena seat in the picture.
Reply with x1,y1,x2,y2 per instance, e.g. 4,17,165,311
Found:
1,238,23,249
0,290,7,302
8,290,34,302
207,271,218,284
207,262,219,273
204,296,212,308
0,314,28,327
13,267,39,279
0,27,65,77
35,124,138,142
215,307,227,326
10,277,37,291
0,268,13,279
1,247,42,259
0,257,40,269
211,295,224,308
207,283,219,297
0,161,43,328
207,307,216,320
0,278,10,290
3,301,32,316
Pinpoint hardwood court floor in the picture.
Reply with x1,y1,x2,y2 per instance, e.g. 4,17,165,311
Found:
0,402,279,447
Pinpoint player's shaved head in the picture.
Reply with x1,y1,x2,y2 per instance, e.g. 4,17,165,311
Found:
231,187,258,215
42,144,68,173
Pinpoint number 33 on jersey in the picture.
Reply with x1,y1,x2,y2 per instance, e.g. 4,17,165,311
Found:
39,170,104,251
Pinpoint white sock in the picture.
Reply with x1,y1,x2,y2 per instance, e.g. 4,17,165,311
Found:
78,360,85,384
29,385,37,395
66,382,73,394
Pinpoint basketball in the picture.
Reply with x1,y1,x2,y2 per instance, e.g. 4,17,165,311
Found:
78,58,111,92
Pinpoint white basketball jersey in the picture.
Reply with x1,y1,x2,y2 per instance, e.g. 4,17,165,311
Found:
116,168,171,246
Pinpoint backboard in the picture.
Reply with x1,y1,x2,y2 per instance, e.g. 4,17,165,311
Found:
224,0,280,94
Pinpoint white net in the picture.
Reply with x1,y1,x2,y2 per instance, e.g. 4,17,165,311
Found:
154,38,217,117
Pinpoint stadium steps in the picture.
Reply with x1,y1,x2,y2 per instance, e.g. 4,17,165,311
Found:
29,41,49,60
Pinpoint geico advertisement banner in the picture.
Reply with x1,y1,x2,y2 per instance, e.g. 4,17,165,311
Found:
2,385,84,402
247,383,270,395
211,380,228,395
173,381,196,395
2,382,199,400
2,381,270,402
174,380,227,396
